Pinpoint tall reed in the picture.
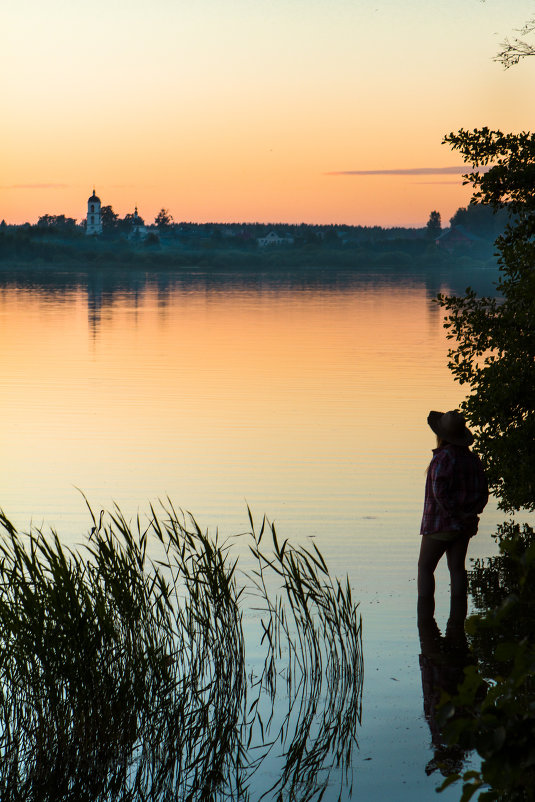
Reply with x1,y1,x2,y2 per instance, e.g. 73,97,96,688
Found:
0,502,363,801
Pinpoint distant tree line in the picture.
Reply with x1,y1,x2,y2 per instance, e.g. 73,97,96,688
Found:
0,201,506,271
449,202,509,239
4,201,505,243
37,214,78,232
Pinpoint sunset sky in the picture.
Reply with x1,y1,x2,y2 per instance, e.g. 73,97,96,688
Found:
3,0,534,227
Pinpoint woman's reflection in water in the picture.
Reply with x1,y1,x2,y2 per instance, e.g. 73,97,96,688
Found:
417,595,472,777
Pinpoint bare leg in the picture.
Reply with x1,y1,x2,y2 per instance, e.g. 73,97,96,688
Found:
417,593,436,620
446,535,470,598
418,537,448,599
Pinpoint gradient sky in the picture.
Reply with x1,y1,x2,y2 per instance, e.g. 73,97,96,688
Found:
3,0,535,226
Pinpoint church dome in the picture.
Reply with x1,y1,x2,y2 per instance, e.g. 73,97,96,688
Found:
88,189,101,204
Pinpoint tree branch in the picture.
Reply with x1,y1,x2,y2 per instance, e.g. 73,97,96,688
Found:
495,18,535,68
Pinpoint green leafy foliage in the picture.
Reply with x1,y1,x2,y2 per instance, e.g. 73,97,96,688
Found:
437,128,535,511
438,522,535,801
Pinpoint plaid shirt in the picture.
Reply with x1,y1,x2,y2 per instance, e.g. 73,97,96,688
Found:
420,444,488,536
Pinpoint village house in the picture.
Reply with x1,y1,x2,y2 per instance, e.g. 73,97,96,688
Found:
435,225,485,251
257,231,294,248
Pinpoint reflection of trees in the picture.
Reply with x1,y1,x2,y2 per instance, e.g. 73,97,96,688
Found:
0,504,363,801
436,522,535,800
466,521,535,679
0,262,499,310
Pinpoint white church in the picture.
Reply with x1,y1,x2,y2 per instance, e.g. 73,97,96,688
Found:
85,189,149,239
86,189,102,235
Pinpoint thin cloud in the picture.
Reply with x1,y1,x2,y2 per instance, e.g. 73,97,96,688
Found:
5,183,69,189
326,166,487,176
414,180,471,185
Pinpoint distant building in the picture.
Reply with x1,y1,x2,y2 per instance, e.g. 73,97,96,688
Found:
128,207,149,240
435,225,485,251
86,189,102,235
257,231,294,247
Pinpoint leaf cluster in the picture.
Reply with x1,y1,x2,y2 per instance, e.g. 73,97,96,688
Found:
437,128,535,511
443,128,535,216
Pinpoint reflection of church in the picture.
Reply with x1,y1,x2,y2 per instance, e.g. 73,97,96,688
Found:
86,189,102,235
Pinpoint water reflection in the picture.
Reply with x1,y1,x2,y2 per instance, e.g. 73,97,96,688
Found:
0,262,505,798
1,262,478,548
0,261,499,320
417,596,472,778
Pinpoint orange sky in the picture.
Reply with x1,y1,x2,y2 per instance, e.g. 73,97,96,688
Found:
3,0,534,226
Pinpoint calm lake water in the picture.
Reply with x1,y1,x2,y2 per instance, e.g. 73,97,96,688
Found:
0,262,507,800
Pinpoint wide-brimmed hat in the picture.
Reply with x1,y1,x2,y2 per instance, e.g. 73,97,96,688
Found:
427,410,474,447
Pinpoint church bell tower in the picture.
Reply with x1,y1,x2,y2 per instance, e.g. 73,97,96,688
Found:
86,189,102,235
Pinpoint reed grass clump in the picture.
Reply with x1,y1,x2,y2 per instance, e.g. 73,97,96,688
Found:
0,502,362,802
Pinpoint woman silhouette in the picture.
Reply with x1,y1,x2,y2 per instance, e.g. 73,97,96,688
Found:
418,410,488,603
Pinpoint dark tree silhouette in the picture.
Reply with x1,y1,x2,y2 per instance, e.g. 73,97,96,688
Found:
449,203,507,239
37,214,77,230
438,128,535,511
101,205,119,232
425,210,441,239
155,208,173,229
